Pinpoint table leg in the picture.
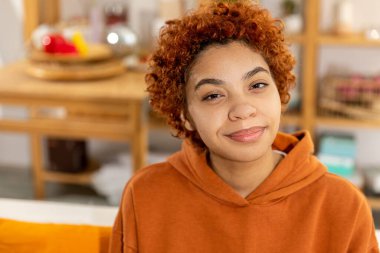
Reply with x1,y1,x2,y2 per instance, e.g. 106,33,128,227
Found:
30,133,45,199
132,123,147,173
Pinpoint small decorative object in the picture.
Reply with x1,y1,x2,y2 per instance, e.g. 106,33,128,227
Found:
365,27,380,40
319,74,380,120
282,0,297,16
105,24,138,57
333,0,354,35
281,0,303,34
363,167,380,194
317,134,356,178
88,2,105,43
26,18,128,81
27,37,123,81
72,31,89,56
104,1,128,26
39,30,89,56
317,133,363,187
47,138,88,173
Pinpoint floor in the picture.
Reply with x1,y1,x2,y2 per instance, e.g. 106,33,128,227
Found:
0,166,110,206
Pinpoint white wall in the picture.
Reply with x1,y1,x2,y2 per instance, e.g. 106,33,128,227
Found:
320,0,380,33
0,0,30,168
1,0,380,169
0,0,24,65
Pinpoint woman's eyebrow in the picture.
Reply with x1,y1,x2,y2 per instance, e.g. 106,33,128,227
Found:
194,66,269,91
194,78,225,91
242,66,269,81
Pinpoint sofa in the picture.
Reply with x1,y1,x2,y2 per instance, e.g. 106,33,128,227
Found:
0,198,118,253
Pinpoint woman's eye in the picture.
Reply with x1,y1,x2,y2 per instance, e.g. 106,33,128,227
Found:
250,82,268,89
202,93,223,101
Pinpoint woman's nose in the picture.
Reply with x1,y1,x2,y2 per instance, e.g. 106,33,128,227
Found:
228,103,257,121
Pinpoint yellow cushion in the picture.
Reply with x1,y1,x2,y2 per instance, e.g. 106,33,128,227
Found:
0,218,112,253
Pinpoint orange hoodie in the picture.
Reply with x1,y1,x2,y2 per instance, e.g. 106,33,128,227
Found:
109,131,379,253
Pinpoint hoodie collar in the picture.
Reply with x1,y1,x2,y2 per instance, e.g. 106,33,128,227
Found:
168,131,327,207
247,131,326,204
168,139,250,207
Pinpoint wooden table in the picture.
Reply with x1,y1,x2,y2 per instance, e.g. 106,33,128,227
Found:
0,61,148,199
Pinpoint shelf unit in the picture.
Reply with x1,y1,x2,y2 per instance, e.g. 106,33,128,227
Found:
283,0,380,209
274,0,380,136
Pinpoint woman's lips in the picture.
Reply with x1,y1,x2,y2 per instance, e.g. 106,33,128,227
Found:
226,127,266,143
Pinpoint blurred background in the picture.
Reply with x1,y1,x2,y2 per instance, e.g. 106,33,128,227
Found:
1,0,380,227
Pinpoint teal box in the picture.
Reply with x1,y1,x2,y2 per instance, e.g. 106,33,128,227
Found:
318,153,355,177
319,135,356,158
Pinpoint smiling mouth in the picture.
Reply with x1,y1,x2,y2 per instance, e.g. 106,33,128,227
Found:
226,126,266,143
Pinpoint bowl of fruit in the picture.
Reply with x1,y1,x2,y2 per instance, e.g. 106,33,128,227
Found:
26,25,124,81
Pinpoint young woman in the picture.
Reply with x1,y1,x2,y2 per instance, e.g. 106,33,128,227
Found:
109,1,379,252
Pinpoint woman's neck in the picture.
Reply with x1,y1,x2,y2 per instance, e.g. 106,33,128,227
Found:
208,148,283,198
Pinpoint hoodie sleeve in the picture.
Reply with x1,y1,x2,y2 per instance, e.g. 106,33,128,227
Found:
108,185,138,253
348,199,379,253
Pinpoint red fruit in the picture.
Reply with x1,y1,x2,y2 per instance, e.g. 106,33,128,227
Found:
42,34,78,55
42,34,56,53
60,43,78,54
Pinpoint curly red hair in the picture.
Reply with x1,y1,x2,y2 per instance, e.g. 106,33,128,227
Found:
146,0,296,149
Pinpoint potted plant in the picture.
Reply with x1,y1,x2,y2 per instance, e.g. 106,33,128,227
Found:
281,0,303,34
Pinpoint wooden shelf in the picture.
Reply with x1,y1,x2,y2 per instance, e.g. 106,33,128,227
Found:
281,113,302,126
367,197,380,210
43,160,100,185
318,34,380,47
316,116,380,129
286,34,306,44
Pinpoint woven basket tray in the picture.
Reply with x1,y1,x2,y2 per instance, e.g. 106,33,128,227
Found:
25,59,125,81
319,76,380,119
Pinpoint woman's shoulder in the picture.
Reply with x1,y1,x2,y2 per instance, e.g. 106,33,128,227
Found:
321,172,362,191
119,160,191,205
315,172,368,206
125,161,185,190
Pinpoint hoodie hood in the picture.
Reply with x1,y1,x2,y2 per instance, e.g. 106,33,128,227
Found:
167,131,327,207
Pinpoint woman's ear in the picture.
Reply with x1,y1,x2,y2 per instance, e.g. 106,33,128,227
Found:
180,112,195,131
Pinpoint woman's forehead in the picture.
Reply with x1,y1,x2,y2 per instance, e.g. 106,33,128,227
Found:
188,41,270,81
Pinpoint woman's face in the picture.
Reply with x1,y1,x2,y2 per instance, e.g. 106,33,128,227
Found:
185,41,281,163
